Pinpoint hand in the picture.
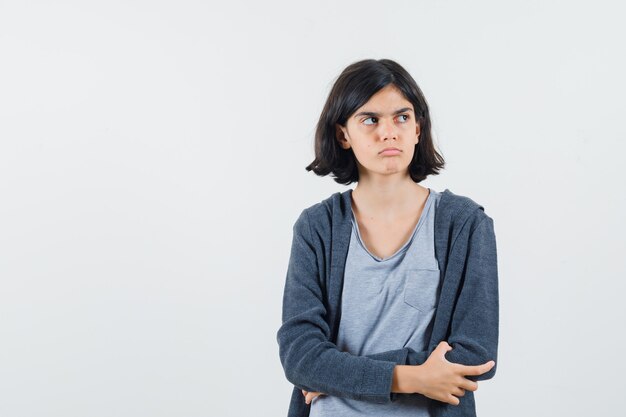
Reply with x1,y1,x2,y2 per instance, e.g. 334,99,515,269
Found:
410,341,495,406
302,389,326,404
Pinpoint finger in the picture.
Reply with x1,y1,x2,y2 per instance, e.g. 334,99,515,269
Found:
306,392,322,404
302,390,308,396
447,394,460,406
437,341,452,352
457,360,495,376
452,387,466,397
436,341,452,359
459,378,479,392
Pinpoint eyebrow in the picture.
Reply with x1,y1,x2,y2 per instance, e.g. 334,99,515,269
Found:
353,107,414,119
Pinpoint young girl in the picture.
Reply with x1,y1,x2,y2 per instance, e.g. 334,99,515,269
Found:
276,59,499,417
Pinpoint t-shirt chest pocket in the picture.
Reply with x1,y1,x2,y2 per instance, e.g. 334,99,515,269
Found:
403,268,441,312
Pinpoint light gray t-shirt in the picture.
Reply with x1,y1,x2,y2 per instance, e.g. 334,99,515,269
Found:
309,188,442,417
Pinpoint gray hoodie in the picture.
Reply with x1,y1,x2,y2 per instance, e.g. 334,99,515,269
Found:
276,188,499,417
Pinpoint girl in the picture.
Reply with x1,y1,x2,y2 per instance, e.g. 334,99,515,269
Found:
277,59,499,417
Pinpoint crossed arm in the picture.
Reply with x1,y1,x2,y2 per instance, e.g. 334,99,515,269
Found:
276,211,498,404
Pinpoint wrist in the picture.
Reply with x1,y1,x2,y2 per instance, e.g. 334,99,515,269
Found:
391,364,426,395
391,365,411,394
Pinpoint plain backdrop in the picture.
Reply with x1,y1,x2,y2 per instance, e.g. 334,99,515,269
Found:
1,1,625,416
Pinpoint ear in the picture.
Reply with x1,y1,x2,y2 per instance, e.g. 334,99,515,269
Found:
415,123,421,144
335,123,351,149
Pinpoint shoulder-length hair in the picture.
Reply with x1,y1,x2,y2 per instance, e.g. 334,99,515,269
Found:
306,59,445,185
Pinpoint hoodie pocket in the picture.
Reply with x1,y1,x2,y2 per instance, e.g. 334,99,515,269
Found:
403,268,441,312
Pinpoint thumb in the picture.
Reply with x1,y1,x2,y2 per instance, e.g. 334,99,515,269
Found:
436,340,452,352
435,341,452,358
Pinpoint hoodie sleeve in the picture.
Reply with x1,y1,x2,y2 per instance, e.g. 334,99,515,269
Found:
276,210,398,404
444,215,499,381
363,348,428,365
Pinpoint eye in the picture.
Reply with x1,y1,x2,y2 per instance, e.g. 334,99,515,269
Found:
363,117,377,125
398,114,410,123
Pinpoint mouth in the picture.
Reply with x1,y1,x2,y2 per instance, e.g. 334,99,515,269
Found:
379,148,401,156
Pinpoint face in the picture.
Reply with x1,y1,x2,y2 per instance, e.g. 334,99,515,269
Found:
335,84,420,179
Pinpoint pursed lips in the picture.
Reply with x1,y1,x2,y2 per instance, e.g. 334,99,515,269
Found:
379,147,401,154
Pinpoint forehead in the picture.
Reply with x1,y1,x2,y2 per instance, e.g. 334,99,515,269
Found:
358,84,413,111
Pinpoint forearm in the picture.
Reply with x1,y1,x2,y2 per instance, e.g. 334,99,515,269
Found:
364,347,429,366
279,337,398,402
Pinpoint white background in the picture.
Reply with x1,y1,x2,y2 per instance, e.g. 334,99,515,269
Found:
1,1,625,416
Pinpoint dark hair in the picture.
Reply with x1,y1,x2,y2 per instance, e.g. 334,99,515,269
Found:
305,59,445,185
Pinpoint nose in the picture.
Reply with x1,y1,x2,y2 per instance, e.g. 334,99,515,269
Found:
378,117,397,141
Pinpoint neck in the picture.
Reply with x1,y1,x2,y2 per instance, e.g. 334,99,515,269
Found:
351,174,428,220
